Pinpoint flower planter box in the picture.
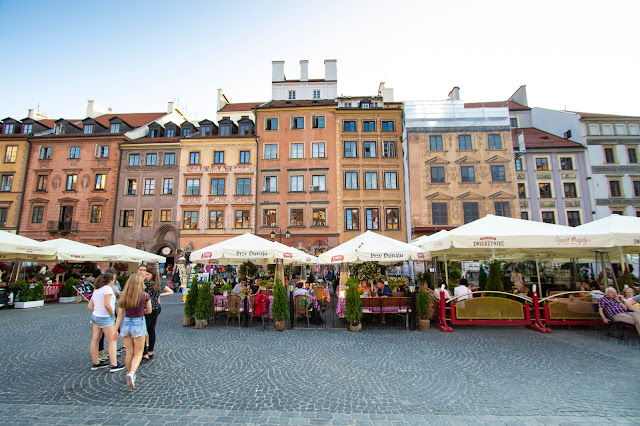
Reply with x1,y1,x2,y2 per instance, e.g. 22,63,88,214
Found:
14,300,45,309
58,296,77,304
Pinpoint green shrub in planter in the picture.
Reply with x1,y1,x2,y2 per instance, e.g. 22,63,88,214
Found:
32,281,45,301
16,280,31,302
485,260,504,293
478,266,488,290
271,278,289,322
239,261,258,279
60,277,80,297
194,282,211,321
619,270,634,292
345,277,362,325
416,288,431,319
184,275,199,317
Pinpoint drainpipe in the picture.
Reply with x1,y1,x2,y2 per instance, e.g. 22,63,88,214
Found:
111,139,123,245
16,137,33,234
401,108,414,279
253,107,260,236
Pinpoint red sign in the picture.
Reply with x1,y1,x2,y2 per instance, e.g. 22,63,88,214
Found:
331,255,344,262
201,252,212,259
208,259,219,265
283,253,293,259
417,253,424,259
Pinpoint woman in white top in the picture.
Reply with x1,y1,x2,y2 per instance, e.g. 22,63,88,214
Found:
87,272,124,372
510,267,525,292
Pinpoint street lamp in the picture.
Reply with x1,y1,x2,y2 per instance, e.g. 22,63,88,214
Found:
270,228,291,243
408,281,417,330
287,280,295,329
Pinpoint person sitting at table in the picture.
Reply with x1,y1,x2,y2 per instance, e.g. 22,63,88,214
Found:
374,280,392,297
232,279,248,295
510,266,525,292
599,287,640,334
518,286,532,300
249,279,259,295
623,288,640,314
433,284,452,300
293,282,310,297
589,282,605,301
453,278,473,301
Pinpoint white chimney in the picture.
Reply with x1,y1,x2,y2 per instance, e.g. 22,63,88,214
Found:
272,60,285,82
86,100,110,118
167,101,175,113
324,59,337,81
217,88,230,112
300,60,309,81
28,109,36,119
448,87,460,101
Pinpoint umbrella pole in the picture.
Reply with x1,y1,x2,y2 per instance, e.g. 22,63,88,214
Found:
444,254,449,287
339,263,348,294
535,254,542,297
618,247,626,272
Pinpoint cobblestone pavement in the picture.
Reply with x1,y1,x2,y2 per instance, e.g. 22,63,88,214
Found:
0,294,638,425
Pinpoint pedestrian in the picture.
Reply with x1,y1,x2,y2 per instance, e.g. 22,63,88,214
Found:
87,272,124,372
113,273,152,390
97,268,122,361
142,264,172,361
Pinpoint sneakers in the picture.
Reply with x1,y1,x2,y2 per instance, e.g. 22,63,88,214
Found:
126,372,136,390
90,361,109,371
110,363,125,373
98,353,109,362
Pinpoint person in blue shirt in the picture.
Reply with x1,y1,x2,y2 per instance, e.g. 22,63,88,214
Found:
376,280,393,297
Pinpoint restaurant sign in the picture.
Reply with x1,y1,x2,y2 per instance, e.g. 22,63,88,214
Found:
369,252,404,259
472,237,505,247
283,253,293,259
207,259,219,265
554,236,592,246
235,250,268,257
331,255,344,262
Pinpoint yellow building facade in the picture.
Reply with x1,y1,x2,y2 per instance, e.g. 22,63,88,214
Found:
0,135,30,232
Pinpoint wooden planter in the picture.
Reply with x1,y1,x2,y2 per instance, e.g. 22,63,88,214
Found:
194,319,208,329
14,300,45,309
183,316,195,327
274,320,286,331
418,318,431,330
349,322,362,332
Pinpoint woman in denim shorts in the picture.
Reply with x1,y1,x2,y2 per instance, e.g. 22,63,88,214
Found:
113,273,151,390
87,272,123,372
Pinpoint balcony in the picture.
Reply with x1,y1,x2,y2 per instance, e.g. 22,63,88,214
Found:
47,221,79,234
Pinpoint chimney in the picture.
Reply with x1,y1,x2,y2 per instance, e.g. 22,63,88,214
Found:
28,109,36,119
324,59,337,81
217,88,230,112
272,60,285,82
378,82,395,102
448,87,460,101
86,100,110,118
167,101,175,113
300,60,309,82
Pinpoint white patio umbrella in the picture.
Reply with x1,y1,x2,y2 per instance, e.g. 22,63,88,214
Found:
318,231,426,264
576,214,640,255
39,238,119,262
98,244,166,263
0,230,57,261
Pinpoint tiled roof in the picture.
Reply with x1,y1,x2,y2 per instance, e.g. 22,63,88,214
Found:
218,102,264,112
129,136,182,143
512,128,583,149
92,112,166,128
570,111,640,120
274,79,328,83
37,119,56,129
258,99,337,109
464,100,531,111
187,134,254,139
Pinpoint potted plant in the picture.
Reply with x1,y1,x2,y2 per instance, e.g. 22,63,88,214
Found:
194,282,211,329
239,261,258,280
486,260,504,294
271,278,288,331
59,277,80,303
15,280,45,309
345,278,363,332
183,276,199,326
220,283,232,296
478,265,488,290
416,288,432,330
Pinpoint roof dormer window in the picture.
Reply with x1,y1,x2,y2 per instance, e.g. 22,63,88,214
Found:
110,123,120,133
22,124,32,134
84,124,93,134
54,123,66,134
149,129,157,138
201,126,212,136
166,129,175,137
3,124,14,134
219,125,230,136
361,102,370,109
183,128,191,136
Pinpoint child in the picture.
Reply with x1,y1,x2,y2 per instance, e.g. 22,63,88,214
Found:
88,272,124,372
113,273,151,390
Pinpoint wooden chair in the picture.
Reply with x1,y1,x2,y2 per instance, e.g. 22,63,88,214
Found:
226,294,243,326
250,294,271,329
313,286,325,307
210,294,227,324
294,294,311,327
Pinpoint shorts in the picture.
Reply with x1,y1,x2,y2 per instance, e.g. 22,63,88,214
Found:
91,314,115,328
120,317,147,338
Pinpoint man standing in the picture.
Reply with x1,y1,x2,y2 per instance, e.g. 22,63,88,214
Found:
599,287,640,334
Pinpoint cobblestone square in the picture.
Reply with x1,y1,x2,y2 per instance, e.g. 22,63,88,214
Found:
0,295,637,425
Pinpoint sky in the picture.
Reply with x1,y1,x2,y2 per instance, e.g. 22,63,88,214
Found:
1,0,639,121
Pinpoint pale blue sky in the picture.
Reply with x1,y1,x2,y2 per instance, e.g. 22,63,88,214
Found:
1,0,638,120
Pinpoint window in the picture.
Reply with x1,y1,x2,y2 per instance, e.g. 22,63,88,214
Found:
602,124,613,135
535,158,549,171
312,142,325,158
110,123,120,133
518,183,527,199
463,202,479,224
589,124,600,135
163,178,173,195
288,90,296,100
382,121,394,131
265,118,278,131
90,205,102,224
235,210,250,228
634,180,640,197
290,208,304,227
146,153,157,166
365,208,379,230
384,172,398,189
510,117,519,128
54,123,65,134
312,208,326,226
609,180,622,197
290,143,303,159
36,175,47,192
344,141,357,157
200,125,212,136
22,124,32,134
460,166,475,183
491,165,506,181
262,209,276,227
129,154,139,166
604,147,615,163
183,211,198,229
458,135,472,150
125,179,137,195
3,124,14,134
189,152,200,165
31,206,43,224
567,211,581,227
539,183,552,198
344,172,358,189
96,145,109,158
0,208,6,226
311,175,326,191
69,146,80,159
363,121,375,131
616,124,627,135
164,153,175,165
265,144,278,159
290,175,304,192
431,166,445,183
313,90,320,99
385,208,400,230
343,121,356,132
262,176,277,193
542,211,556,224
236,178,251,195
312,116,325,129
141,210,153,227
382,141,396,158
291,117,304,130
363,141,376,158
494,202,511,217
239,124,251,135
515,158,523,171
182,128,191,137
429,135,443,151
149,129,157,138
94,174,106,191
219,125,230,136
563,182,577,198
65,174,77,191
611,210,624,215
214,151,225,164
186,178,200,196
239,151,250,164
120,210,134,227
4,146,17,163
560,157,574,170
210,178,225,195
166,129,175,137
143,178,154,195
364,172,378,189
39,147,52,159
432,202,448,225
628,147,638,164
160,210,172,222
488,134,502,149
345,208,359,230
521,211,529,220
629,124,640,135
0,175,12,192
